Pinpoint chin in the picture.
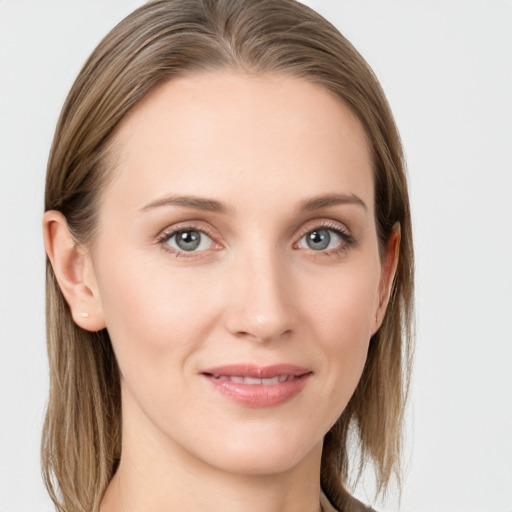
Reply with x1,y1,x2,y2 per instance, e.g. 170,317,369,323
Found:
191,428,322,476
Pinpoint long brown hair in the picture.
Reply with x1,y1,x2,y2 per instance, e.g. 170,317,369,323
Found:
42,1,414,511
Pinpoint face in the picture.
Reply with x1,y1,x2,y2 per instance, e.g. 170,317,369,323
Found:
85,71,393,476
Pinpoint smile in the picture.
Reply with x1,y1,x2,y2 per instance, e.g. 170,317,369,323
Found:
210,374,298,384
201,364,312,408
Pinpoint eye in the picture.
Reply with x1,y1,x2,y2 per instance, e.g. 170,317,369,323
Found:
298,228,341,251
296,225,354,253
163,229,215,253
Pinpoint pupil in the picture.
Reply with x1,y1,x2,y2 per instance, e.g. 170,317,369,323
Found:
307,230,330,250
177,230,201,251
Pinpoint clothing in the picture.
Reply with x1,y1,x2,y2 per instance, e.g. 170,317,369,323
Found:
320,490,377,512
320,492,339,512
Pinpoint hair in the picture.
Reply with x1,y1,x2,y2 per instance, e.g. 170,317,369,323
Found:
42,1,414,511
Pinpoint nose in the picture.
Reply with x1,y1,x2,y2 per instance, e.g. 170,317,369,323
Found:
223,249,295,343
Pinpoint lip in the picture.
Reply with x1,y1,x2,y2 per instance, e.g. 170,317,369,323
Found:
200,364,312,408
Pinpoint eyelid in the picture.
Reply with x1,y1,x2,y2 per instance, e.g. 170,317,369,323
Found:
156,221,222,257
293,219,356,253
155,218,355,258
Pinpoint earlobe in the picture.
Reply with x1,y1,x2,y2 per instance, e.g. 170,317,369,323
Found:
373,222,401,334
42,211,106,331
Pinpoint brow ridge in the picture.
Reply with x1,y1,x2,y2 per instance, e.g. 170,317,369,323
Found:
297,193,368,212
140,192,367,215
140,195,228,214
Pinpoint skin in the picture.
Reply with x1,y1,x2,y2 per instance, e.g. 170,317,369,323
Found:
43,71,399,512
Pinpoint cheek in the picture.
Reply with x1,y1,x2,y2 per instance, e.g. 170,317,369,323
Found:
306,261,380,341
93,252,227,433
302,259,381,387
94,247,221,374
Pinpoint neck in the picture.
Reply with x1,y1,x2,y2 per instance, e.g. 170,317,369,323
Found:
100,420,323,512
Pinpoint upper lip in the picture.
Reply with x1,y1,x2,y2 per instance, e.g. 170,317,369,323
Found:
201,364,311,379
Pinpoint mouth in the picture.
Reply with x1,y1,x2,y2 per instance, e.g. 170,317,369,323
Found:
200,364,312,408
207,374,298,385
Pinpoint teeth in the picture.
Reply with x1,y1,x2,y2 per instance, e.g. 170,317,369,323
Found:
213,375,294,385
244,377,262,385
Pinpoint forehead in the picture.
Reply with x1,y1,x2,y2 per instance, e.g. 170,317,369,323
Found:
105,71,374,215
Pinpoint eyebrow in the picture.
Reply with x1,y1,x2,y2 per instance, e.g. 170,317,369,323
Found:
297,193,368,213
140,195,229,214
140,192,367,215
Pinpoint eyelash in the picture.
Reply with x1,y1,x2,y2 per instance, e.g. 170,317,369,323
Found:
294,221,356,257
157,222,219,258
156,220,356,258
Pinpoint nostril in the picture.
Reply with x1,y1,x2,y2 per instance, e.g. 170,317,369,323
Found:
235,327,293,343
222,270,296,342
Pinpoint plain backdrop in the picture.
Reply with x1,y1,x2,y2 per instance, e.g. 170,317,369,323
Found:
1,1,511,511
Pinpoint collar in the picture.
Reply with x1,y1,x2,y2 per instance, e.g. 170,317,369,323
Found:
320,491,339,512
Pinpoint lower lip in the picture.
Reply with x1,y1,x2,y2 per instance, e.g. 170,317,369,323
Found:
202,373,311,408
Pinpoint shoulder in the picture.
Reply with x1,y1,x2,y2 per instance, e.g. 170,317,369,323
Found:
320,491,377,512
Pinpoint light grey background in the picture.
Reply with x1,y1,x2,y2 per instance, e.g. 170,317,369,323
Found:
1,1,511,511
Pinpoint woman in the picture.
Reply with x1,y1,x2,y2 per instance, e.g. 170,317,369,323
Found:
41,1,414,511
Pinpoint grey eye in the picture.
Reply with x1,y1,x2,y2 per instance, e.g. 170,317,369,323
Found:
306,229,330,250
298,229,343,251
167,230,212,252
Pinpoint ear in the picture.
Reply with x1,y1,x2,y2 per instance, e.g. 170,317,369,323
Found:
42,210,106,331
373,222,401,335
